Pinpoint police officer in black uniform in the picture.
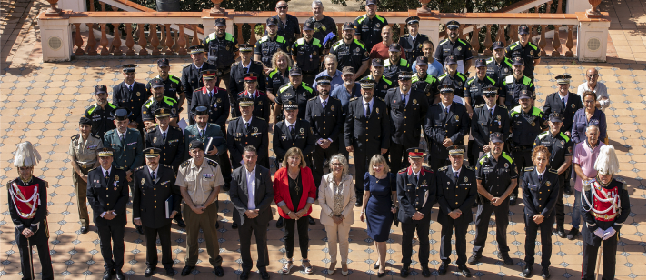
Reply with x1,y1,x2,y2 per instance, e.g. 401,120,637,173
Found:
86,85,116,141
434,20,473,74
486,41,513,88
468,132,517,266
142,78,180,126
471,85,509,165
501,57,535,109
505,25,541,79
113,64,148,134
189,70,230,128
204,18,238,91
275,67,316,121
146,58,184,108
542,74,582,138
181,45,215,125
436,145,476,277
509,90,546,205
383,43,411,82
397,148,435,277
87,147,129,280
255,17,290,70
366,58,395,99
399,16,429,66
533,113,573,238
144,108,185,172
292,20,323,85
234,73,271,122
229,44,266,107
330,22,370,78
273,100,316,167
424,85,469,170
344,77,391,206
227,97,270,169
437,55,467,98
353,0,387,52
411,56,440,105
385,71,429,173
464,58,497,112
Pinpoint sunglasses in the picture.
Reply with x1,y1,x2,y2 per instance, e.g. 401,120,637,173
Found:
277,6,288,9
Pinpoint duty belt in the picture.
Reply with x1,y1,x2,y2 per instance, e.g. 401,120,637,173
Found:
593,212,617,222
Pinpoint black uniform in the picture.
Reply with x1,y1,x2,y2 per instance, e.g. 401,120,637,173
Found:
542,92,583,134
472,152,517,255
229,60,266,98
521,167,559,267
485,57,513,88
145,75,183,101
270,14,300,46
7,177,54,280
309,15,337,47
234,90,271,122
254,35,289,68
132,164,180,269
305,95,344,187
292,37,323,78
112,82,148,131
141,97,179,121
396,166,436,267
399,33,429,65
87,166,129,273
533,131,573,227
501,75,535,108
510,106,546,196
436,165,477,266
273,119,316,164
471,104,510,161
181,62,215,123
464,76,496,107
383,58,411,82
424,102,469,169
344,96,391,197
275,83,316,120
266,67,290,96
434,38,474,70
85,103,116,141
438,72,467,97
412,73,439,105
505,41,541,78
329,39,369,73
144,126,185,171
367,75,395,99
353,14,387,52
227,116,269,169
384,88,429,172
190,86,230,127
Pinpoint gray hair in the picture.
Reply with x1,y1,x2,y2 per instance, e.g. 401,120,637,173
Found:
328,154,349,177
243,145,257,155
312,0,323,8
324,54,337,64
585,124,600,134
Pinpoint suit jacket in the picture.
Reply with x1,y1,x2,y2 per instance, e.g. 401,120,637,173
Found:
103,128,144,172
181,62,216,106
471,104,510,147
305,95,344,141
190,87,230,127
227,116,269,166
317,174,356,226
229,165,274,226
521,167,560,217
384,87,429,146
273,119,316,162
132,164,180,229
229,60,266,95
234,90,271,121
436,165,477,225
112,82,149,125
144,125,184,170
87,166,129,226
273,167,317,218
344,97,391,150
396,166,436,224
183,124,226,161
542,92,583,133
424,102,469,145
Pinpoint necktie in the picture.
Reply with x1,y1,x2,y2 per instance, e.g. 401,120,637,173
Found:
151,171,156,180
446,107,449,114
401,94,406,104
322,100,326,109
365,103,371,116
414,174,419,184
105,170,110,179
120,134,125,143
454,172,459,180
563,97,567,107
289,125,295,137
128,85,133,92
245,123,251,135
162,132,166,142
539,175,543,184
490,108,494,117
243,66,249,74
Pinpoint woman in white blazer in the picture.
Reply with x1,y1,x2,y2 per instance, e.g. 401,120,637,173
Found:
318,154,356,276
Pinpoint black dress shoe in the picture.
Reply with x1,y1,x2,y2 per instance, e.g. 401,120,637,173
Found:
215,221,220,229
567,227,580,240
438,262,448,275
260,270,270,280
231,222,238,229
136,225,145,235
509,195,517,205
522,264,533,277
181,265,194,276
145,266,155,277
422,266,431,277
377,271,385,277
165,267,174,276
175,218,186,228
115,270,125,280
214,265,224,277
80,226,89,234
499,252,513,265
554,224,566,238
458,265,472,277
542,267,551,279
400,264,410,277
275,216,284,228
467,253,482,265
102,270,113,280
308,216,315,225
355,201,362,207
240,270,250,280
374,263,379,270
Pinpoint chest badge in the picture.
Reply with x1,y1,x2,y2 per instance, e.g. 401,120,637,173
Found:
447,181,450,185
313,51,317,56
504,163,509,168
413,99,417,105
254,127,258,133
331,105,334,111
154,137,157,142
546,181,551,186
497,115,501,121
418,44,423,49
530,50,533,56
504,68,509,73
216,98,222,103
259,101,263,105
226,45,230,51
299,127,304,134
114,187,117,190
375,23,380,28
355,47,360,53
136,92,141,96
115,175,119,181
531,122,535,126
572,103,576,108
561,140,565,145
464,176,468,182
422,180,426,185
457,46,462,51
375,107,379,114
454,115,459,121
141,178,145,185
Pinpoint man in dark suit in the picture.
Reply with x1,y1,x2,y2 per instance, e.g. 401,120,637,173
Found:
112,64,148,135
344,77,391,206
229,145,274,280
86,148,129,280
229,44,266,105
234,73,271,122
384,71,429,173
227,97,270,169
145,108,185,172
436,145,476,277
471,85,510,165
182,45,215,124
133,148,180,277
189,70,230,128
424,85,470,169
397,148,436,277
273,100,316,167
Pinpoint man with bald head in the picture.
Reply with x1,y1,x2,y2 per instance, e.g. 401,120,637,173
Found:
369,25,406,60
576,68,609,111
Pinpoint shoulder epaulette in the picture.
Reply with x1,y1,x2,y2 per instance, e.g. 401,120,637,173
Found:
376,96,384,101
257,117,265,121
309,96,317,101
105,129,116,136
181,160,191,168
172,126,182,131
349,97,359,102
464,165,474,171
163,164,173,169
583,183,591,191
230,116,240,121
253,61,263,65
91,133,101,139
207,158,219,167
548,169,558,174
475,104,484,108
398,168,407,174
183,64,191,69
232,62,240,66
71,135,79,140
524,166,534,172
135,166,145,171
114,166,125,170
499,104,507,109
438,166,448,171
422,167,434,173
88,166,99,172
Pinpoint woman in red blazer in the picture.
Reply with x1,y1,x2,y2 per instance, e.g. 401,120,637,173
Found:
273,147,317,275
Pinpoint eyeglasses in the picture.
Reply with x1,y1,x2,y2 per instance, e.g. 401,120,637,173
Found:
587,74,598,78
277,6,288,9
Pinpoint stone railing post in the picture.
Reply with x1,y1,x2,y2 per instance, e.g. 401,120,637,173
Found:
576,12,610,62
415,9,439,50
38,11,73,62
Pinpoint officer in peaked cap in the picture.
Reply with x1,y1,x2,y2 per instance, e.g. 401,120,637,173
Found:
146,58,184,108
182,44,216,125
86,85,117,141
437,55,467,99
227,96,270,170
189,69,230,128
234,73,271,122
229,44,265,109
471,84,509,167
400,16,429,66
543,74,582,136
113,64,148,135
367,58,395,99
505,25,541,79
274,66,316,122
435,20,473,74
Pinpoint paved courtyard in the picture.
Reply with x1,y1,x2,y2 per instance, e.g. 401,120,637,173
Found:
1,0,646,279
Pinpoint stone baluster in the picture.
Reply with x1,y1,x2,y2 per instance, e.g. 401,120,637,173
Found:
192,25,200,46
552,26,561,57
565,25,574,57
337,23,342,38
557,0,564,13
86,23,97,55
237,23,244,44
547,1,553,13
538,25,547,56
100,23,110,56
125,23,136,56
178,25,187,55
172,29,180,52
138,23,148,55
509,25,518,45
495,24,505,44
110,7,122,55
150,24,161,55
164,24,174,55
483,24,493,56
74,23,85,55
470,25,480,57
89,0,95,11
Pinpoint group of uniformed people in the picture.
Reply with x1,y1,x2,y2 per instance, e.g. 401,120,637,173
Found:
9,3,629,280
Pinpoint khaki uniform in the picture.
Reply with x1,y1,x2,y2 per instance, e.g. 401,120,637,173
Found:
68,133,103,227
175,158,224,266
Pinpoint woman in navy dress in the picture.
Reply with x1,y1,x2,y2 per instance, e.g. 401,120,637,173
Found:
360,155,397,277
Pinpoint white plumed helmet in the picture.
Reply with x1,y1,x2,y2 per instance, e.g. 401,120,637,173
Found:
13,141,41,167
593,145,619,176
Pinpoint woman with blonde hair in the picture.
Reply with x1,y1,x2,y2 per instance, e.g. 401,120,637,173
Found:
266,50,293,103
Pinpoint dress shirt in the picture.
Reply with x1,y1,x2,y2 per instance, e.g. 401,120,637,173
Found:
245,166,256,210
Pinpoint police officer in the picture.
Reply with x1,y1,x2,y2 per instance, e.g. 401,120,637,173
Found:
229,44,266,108
255,17,289,70
542,74,583,137
271,1,300,47
69,117,104,234
273,100,316,167
113,64,148,133
434,20,473,74
383,44,411,82
181,45,215,124
520,146,560,278
464,58,497,113
309,0,337,49
85,85,116,141
437,55,467,99
133,147,179,277
436,145,476,277
424,85,469,170
505,25,541,79
189,70,230,128
305,75,344,188
184,105,228,179
353,0,387,52
275,67,316,121
330,22,370,79
87,147,129,280
8,142,54,280
142,78,180,126
471,85,509,164
486,41,513,88
399,16,429,66
227,97,270,169
411,56,440,105
509,90,546,205
468,132,517,266
397,148,435,277
234,73,271,122
265,51,291,100
385,71,429,173
366,58,395,99
292,20,323,85
145,108,184,171
501,56,535,108
146,58,184,108
103,108,144,181
204,18,238,90
533,113,573,238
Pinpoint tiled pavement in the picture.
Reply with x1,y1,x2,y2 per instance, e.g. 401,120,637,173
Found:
2,1,646,280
